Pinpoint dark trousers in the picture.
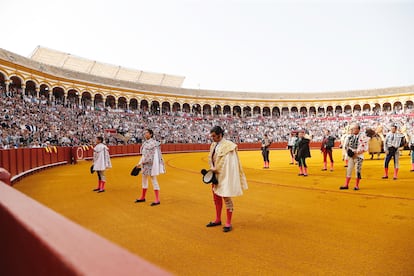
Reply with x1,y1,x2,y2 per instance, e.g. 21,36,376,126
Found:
298,157,307,168
262,149,270,162
323,149,334,163
384,148,399,169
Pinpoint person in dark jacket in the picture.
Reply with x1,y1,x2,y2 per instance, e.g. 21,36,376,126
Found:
261,134,272,168
293,130,311,176
320,130,335,171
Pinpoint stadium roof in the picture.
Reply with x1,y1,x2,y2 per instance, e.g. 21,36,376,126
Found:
29,46,185,88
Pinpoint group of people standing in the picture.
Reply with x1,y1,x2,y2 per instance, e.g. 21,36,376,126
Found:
340,123,412,186
264,129,320,176
91,126,248,233
262,122,414,191
90,122,413,233
91,129,165,206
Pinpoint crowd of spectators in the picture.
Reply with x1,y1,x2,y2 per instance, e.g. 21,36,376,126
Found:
1,90,413,149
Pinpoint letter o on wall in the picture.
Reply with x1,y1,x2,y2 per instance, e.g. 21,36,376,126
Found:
76,147,84,160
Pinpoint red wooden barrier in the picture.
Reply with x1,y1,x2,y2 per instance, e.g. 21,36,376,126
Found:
30,148,38,168
16,149,24,175
167,144,175,152
2,142,333,183
134,144,140,153
23,148,31,172
57,147,64,162
127,144,134,154
43,149,51,165
201,144,210,151
85,147,93,159
66,147,72,162
271,142,287,149
176,144,183,152
0,182,171,275
52,149,58,164
8,150,17,178
310,142,323,149
37,148,44,167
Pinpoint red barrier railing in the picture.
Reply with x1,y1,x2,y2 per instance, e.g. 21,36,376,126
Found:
0,147,72,184
0,181,171,275
0,142,334,184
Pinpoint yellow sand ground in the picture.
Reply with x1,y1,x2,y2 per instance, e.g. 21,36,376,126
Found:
15,149,414,275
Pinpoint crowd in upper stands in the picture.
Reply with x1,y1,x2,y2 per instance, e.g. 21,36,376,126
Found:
1,86,413,148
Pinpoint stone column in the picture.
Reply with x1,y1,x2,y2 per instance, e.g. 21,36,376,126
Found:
21,84,26,94
4,80,10,93
92,94,95,109
63,90,68,106
48,89,53,104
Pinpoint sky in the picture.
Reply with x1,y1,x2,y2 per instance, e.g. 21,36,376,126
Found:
1,0,413,93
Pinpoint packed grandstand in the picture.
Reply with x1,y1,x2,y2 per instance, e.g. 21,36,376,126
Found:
1,47,413,148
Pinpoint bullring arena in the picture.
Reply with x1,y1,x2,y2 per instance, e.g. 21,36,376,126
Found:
1,47,414,275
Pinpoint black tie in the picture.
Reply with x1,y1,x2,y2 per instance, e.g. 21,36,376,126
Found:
212,143,218,165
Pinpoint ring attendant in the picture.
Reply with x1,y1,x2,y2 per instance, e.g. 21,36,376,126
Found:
293,130,311,176
382,124,404,180
261,134,272,168
320,130,335,171
287,131,298,165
